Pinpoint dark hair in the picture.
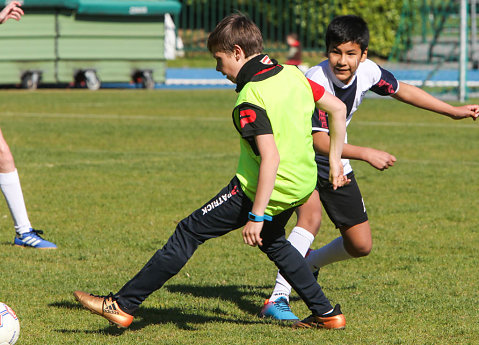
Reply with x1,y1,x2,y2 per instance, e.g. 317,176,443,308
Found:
207,13,263,57
325,15,369,53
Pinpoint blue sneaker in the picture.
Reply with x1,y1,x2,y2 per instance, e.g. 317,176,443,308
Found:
259,297,299,320
14,229,57,249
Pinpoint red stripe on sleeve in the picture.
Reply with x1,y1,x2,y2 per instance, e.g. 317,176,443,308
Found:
307,78,325,102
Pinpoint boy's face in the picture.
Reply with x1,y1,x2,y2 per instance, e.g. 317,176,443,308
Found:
212,45,245,83
327,41,367,84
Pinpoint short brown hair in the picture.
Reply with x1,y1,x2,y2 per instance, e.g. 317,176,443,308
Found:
207,13,263,57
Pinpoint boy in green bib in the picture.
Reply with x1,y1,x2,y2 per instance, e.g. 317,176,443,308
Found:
74,13,349,330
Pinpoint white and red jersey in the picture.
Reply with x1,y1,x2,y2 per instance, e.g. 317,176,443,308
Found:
306,59,399,179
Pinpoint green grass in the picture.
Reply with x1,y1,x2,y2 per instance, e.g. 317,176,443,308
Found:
0,89,478,344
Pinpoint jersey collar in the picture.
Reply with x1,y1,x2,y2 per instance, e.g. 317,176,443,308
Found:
235,54,279,93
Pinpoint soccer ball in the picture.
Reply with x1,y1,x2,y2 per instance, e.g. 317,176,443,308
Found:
0,303,19,345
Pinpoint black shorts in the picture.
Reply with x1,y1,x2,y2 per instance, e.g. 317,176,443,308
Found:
317,172,368,229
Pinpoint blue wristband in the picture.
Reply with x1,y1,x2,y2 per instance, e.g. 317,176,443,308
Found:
248,212,272,222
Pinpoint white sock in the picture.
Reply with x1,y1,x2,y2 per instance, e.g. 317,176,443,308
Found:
269,227,314,302
306,236,353,271
0,170,32,235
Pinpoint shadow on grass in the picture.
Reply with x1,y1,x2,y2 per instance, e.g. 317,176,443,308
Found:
164,283,270,316
50,284,277,335
53,305,260,335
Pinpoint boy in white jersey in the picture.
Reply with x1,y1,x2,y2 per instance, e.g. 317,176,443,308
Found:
0,2,57,249
261,14,479,320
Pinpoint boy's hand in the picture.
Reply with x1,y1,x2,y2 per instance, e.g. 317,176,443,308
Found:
0,1,24,24
329,159,350,190
449,105,479,121
242,221,263,247
364,147,397,170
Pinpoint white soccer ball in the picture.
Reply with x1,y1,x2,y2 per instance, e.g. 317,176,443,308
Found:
0,303,20,345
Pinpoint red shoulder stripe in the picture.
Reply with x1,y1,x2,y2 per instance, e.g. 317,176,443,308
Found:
307,78,325,102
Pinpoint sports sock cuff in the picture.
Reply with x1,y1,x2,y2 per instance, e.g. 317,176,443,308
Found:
271,293,289,301
16,227,31,235
0,169,19,185
287,226,315,257
290,226,315,243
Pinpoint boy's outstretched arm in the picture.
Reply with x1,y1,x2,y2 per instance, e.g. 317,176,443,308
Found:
313,131,397,171
392,82,479,121
242,133,279,247
315,91,349,189
0,2,24,24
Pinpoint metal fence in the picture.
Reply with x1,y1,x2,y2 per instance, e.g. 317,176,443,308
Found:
176,0,335,53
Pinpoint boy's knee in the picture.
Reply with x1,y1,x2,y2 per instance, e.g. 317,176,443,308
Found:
296,211,321,235
341,221,372,258
259,237,288,259
348,242,372,258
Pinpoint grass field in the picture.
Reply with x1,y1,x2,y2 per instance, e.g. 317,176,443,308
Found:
0,89,478,344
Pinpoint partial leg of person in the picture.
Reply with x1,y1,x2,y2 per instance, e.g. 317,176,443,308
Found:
306,173,371,271
307,221,371,270
262,173,371,320
0,128,56,249
74,176,344,329
74,177,252,328
260,190,321,320
259,209,345,329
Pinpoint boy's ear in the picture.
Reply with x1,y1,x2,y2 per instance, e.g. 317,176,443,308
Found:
233,44,246,61
360,48,368,62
